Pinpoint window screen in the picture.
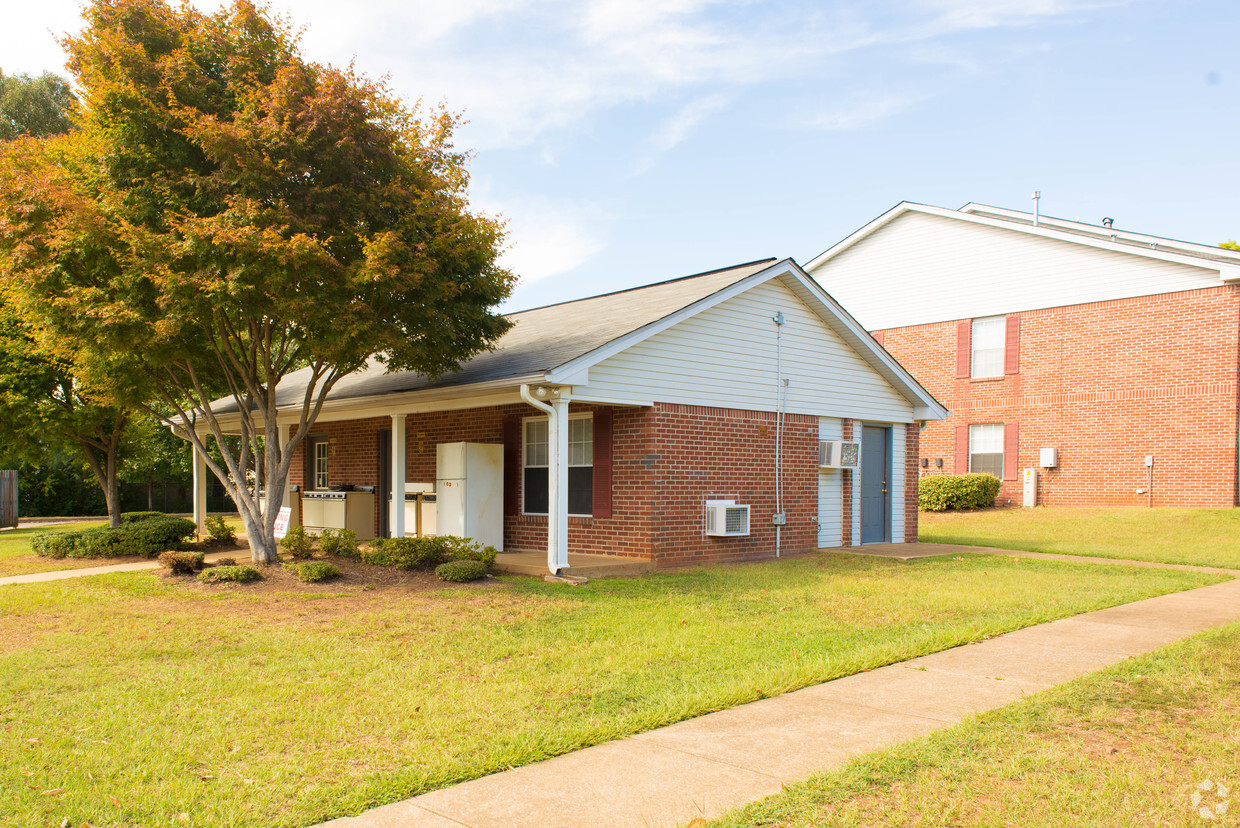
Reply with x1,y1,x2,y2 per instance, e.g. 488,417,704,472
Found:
971,316,1005,378
968,423,1004,478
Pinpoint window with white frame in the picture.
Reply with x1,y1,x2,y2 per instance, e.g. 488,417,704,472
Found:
971,316,1005,378
523,416,593,515
308,437,329,490
968,423,1004,478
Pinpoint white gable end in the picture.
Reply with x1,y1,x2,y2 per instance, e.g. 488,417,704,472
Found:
579,277,914,422
810,211,1222,330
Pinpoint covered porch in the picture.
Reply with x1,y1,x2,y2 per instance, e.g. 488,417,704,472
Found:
190,380,650,576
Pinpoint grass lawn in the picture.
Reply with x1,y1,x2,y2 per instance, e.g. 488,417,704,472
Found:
0,521,107,577
710,619,1240,828
0,545,1223,828
920,506,1240,569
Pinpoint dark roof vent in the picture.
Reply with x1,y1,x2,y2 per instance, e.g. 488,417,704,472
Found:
1102,217,1114,229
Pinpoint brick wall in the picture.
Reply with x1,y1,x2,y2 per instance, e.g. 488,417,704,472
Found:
648,404,819,567
879,285,1240,507
286,398,919,564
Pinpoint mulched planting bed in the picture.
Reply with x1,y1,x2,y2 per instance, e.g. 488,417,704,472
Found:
162,553,506,595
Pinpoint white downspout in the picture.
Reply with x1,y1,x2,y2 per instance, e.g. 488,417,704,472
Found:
520,384,570,575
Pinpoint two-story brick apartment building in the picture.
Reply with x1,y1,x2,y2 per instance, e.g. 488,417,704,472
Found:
806,202,1240,507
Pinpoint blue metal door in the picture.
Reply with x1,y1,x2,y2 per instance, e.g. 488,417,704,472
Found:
860,425,891,544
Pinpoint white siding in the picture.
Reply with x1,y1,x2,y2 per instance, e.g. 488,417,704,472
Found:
890,423,905,544
582,277,915,422
810,211,1222,331
817,417,843,548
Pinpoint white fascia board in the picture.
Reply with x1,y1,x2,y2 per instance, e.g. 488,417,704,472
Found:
810,202,1233,280
781,265,950,421
963,204,1240,265
542,260,794,384
563,392,653,407
204,375,544,434
804,201,915,271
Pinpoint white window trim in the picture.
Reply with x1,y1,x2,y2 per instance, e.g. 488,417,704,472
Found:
968,423,1004,476
522,413,594,517
310,438,329,490
971,315,1005,379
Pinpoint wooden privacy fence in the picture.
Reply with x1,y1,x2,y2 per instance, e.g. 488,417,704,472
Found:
0,471,16,528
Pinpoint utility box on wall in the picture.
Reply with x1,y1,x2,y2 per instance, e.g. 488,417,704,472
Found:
1022,468,1038,508
1039,447,1058,468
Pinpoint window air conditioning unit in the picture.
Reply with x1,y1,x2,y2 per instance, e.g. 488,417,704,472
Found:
818,440,860,469
704,500,750,537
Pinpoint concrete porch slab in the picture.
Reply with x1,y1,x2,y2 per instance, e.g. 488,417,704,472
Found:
494,550,655,579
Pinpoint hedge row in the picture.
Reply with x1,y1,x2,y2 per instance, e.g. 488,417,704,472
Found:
918,473,1002,511
31,515,197,559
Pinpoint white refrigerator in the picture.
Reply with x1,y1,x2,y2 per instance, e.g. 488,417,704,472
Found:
436,442,504,551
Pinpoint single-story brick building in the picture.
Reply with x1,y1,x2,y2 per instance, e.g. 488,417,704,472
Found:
806,201,1240,507
192,258,946,573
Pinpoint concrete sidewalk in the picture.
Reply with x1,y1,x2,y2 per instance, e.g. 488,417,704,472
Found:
0,550,245,585
320,575,1240,828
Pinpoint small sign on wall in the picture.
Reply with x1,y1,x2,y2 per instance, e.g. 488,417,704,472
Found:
273,506,292,539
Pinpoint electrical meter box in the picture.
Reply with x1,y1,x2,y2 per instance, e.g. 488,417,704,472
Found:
1022,468,1038,508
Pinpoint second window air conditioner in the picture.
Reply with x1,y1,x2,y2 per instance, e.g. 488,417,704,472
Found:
704,500,750,536
818,440,860,469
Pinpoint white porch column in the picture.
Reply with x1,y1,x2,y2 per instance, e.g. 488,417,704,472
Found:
548,397,570,573
391,413,407,538
192,442,208,537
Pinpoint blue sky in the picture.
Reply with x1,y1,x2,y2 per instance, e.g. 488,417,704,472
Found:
4,0,1237,311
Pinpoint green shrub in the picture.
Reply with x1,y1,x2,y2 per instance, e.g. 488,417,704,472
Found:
158,549,205,574
359,535,497,570
918,473,1002,511
439,536,498,568
30,531,76,558
204,515,236,544
30,516,197,559
198,565,261,584
435,559,488,582
120,511,165,524
284,561,340,583
279,525,314,559
318,528,358,558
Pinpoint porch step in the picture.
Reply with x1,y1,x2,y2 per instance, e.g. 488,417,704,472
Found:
494,550,655,579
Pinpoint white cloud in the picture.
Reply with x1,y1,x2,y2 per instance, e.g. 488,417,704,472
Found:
483,197,607,288
804,92,923,132
634,93,730,173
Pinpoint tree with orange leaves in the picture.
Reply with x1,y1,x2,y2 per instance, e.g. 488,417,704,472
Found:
0,0,513,562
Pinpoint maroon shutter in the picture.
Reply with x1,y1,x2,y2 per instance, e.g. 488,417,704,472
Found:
955,425,969,473
955,321,971,379
592,409,613,518
1003,422,1019,481
502,415,520,516
873,331,885,346
1004,314,1021,375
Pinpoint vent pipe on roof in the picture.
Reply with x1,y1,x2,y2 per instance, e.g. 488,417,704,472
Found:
1103,217,1114,229
1031,191,1041,226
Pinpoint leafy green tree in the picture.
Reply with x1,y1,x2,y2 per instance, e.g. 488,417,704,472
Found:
0,303,136,524
0,0,513,563
0,70,141,527
0,70,77,140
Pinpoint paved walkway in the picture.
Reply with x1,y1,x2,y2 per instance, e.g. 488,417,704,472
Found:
319,564,1240,828
0,550,246,585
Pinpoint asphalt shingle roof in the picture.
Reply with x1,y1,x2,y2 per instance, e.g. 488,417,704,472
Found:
208,259,778,416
